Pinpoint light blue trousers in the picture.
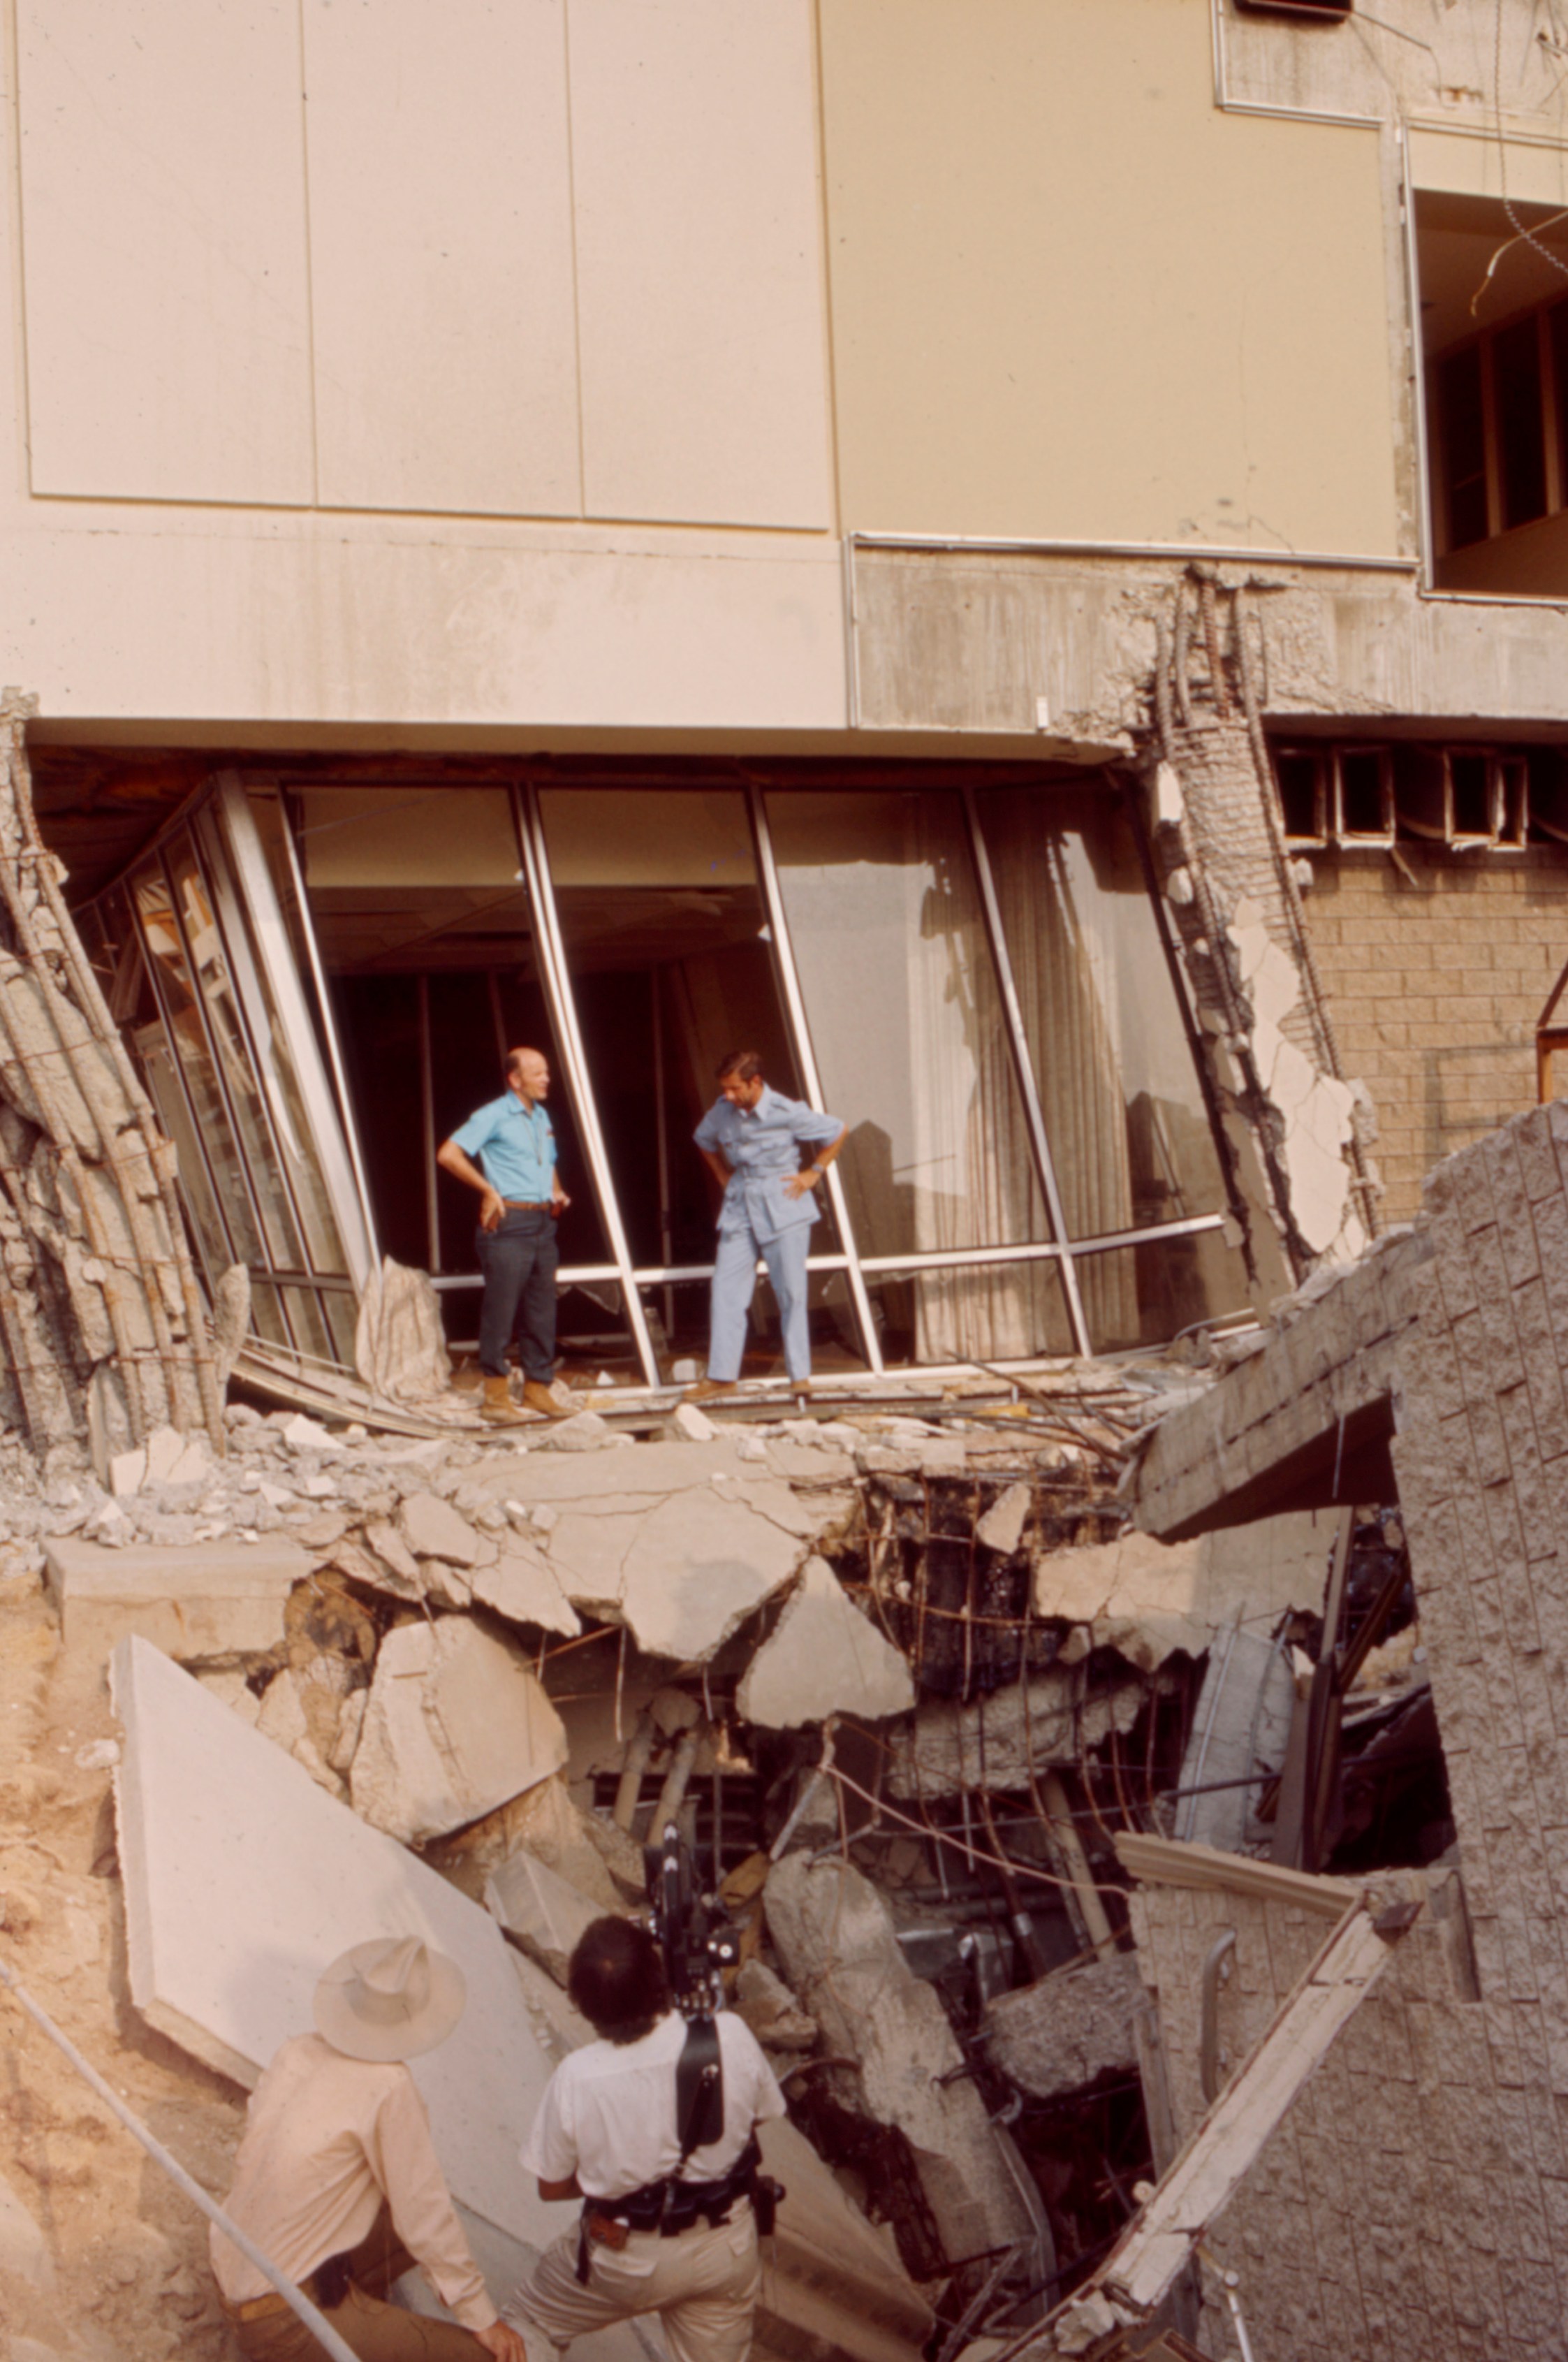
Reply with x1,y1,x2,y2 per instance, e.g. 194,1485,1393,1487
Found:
708,1219,812,1383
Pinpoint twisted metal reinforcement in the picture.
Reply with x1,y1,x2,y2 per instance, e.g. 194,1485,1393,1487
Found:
0,701,223,1452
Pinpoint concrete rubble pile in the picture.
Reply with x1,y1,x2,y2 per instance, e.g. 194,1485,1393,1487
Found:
1,1341,1376,2361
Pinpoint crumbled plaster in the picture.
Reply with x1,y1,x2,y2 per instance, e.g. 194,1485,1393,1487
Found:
1226,899,1364,1263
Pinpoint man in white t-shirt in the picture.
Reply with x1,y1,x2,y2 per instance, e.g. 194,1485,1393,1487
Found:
504,1918,785,2362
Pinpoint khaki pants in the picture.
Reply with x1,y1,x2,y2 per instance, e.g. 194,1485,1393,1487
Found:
224,2206,492,2362
505,2208,761,2362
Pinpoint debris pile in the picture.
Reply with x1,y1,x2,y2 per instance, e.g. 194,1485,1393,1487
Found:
2,1340,1450,2361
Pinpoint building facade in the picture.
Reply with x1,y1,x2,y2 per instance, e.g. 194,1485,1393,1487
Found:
9,0,1568,1397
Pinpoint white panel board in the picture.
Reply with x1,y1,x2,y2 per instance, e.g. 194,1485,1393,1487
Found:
16,1,313,503
569,0,832,528
303,0,581,516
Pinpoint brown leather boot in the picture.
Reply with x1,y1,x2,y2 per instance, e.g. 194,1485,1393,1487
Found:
480,1375,527,1425
682,1377,736,1404
522,1379,569,1418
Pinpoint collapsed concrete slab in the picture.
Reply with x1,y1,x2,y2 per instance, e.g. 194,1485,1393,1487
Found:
44,1533,308,1663
980,1953,1142,2103
765,1851,1045,2273
351,1619,568,1845
736,1556,914,1728
617,1487,804,1661
473,1440,843,1658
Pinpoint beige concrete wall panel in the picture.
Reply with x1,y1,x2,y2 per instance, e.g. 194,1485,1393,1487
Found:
0,522,845,729
1407,129,1568,208
302,0,581,517
567,0,832,530
16,1,313,504
819,0,1398,552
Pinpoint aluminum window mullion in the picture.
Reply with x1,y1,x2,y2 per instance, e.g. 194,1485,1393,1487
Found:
153,843,306,1352
961,787,1092,1357
276,785,383,1276
208,781,376,1291
186,813,328,1298
513,784,661,1388
418,975,440,1276
745,782,884,1376
127,873,243,1288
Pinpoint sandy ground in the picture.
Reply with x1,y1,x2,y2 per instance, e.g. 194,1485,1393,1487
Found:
0,1568,246,2362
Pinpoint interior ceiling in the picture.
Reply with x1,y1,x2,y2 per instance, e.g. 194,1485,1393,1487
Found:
1417,187,1568,357
32,747,1106,914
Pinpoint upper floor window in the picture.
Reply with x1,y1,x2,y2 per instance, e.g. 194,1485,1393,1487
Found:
1419,190,1568,595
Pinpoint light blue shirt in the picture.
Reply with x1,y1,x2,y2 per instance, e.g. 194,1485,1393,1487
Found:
450,1091,557,1202
694,1084,842,1244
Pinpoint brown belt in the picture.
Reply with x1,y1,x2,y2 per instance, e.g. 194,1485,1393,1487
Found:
502,1200,553,1211
219,2285,316,2325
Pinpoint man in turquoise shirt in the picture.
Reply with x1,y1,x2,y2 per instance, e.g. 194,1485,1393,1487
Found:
437,1048,571,1425
687,1049,847,1404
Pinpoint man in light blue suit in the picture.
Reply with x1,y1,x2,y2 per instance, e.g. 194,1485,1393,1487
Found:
684,1050,847,1404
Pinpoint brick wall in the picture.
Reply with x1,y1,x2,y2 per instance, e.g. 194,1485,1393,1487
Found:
1305,847,1568,1227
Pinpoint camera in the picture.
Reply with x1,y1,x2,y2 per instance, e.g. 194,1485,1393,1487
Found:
643,1821,741,2019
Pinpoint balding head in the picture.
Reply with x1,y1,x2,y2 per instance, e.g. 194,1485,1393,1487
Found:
506,1047,551,1105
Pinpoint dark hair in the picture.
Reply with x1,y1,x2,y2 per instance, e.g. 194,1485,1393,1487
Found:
567,1918,669,2043
715,1049,763,1083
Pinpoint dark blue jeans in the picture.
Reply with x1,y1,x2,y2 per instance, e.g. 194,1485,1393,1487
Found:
476,1208,558,1380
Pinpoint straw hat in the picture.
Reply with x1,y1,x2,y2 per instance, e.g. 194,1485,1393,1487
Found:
313,1935,467,2063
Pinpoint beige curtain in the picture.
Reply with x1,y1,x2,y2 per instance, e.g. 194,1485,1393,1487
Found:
904,801,1067,1362
981,799,1139,1349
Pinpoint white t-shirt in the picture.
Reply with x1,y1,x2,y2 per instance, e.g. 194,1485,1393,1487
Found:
521,2011,786,2201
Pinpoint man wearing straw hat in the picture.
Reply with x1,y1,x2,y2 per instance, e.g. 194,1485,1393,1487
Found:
211,1934,526,2360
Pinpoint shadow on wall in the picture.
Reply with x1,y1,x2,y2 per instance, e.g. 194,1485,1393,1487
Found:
1422,1040,1536,1174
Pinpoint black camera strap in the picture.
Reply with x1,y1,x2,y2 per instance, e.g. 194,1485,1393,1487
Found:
675,2013,724,2166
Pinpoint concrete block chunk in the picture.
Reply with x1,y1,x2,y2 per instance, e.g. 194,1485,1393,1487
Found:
398,1491,481,1567
534,1410,613,1452
109,1445,147,1498
44,1535,308,1664
976,1480,1031,1557
766,1852,1039,2268
351,1619,568,1844
484,1849,608,1985
109,1635,585,2263
738,1557,914,1729
981,1953,1141,2101
283,1415,343,1455
668,1401,717,1443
